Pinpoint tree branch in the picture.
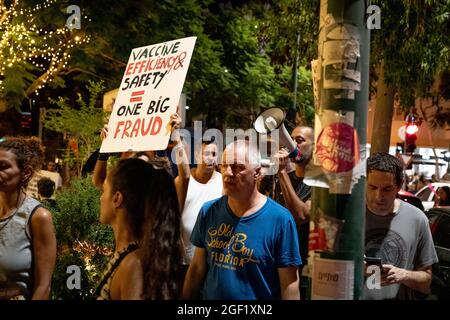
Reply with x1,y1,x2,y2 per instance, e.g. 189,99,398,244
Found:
0,0,19,24
25,54,68,97
96,52,127,67
59,68,106,80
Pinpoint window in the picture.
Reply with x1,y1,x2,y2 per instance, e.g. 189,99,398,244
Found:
417,188,432,202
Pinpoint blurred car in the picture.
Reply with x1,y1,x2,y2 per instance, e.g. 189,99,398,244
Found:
397,190,424,211
426,207,450,299
416,182,450,210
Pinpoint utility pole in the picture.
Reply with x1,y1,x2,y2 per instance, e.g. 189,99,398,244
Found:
308,0,370,300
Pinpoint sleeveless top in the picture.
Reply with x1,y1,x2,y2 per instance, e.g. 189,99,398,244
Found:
96,242,139,300
0,196,41,300
181,170,222,264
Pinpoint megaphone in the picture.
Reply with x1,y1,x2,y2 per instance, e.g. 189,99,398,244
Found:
254,107,302,161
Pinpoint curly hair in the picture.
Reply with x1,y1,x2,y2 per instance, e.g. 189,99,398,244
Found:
0,136,45,187
109,158,182,299
367,152,404,187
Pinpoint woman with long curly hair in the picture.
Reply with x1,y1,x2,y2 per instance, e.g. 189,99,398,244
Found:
96,158,182,299
0,137,56,300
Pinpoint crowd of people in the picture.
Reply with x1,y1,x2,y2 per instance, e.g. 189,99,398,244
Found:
0,114,441,300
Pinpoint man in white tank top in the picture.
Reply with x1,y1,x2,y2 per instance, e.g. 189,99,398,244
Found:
175,140,223,265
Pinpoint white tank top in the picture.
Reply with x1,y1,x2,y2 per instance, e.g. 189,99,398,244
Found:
181,170,222,264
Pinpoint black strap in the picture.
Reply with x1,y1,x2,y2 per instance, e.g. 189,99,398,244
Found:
95,243,139,298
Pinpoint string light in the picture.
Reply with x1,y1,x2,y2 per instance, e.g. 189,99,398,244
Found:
0,0,90,95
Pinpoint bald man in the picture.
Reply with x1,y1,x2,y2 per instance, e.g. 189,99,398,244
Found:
182,140,301,300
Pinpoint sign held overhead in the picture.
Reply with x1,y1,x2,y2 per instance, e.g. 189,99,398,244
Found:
100,37,197,153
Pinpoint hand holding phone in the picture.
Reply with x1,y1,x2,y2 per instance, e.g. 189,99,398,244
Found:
365,257,382,268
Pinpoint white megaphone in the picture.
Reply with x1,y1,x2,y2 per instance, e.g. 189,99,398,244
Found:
253,107,302,161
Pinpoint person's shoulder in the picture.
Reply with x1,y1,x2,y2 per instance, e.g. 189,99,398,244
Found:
201,196,226,214
264,197,293,219
119,250,142,274
28,206,54,237
398,200,428,222
265,196,285,209
113,250,143,299
30,206,53,222
211,170,222,181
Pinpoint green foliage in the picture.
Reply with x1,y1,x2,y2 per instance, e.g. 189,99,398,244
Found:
51,176,114,300
223,11,280,108
274,66,315,126
44,80,105,175
1,62,37,108
0,0,89,109
188,3,285,128
370,0,450,109
69,1,309,128
52,176,112,246
1,0,317,130
51,251,92,300
265,0,319,68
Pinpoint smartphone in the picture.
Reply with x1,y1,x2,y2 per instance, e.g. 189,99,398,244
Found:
365,257,382,268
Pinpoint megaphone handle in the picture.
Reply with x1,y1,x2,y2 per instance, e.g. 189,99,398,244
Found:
288,146,302,161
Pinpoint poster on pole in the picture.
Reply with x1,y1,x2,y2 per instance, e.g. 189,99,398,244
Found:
311,257,354,300
100,36,197,153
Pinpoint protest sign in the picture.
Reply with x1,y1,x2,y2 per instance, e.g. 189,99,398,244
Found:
100,36,197,153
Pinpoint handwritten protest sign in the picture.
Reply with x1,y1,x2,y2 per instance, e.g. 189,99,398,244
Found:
100,37,197,153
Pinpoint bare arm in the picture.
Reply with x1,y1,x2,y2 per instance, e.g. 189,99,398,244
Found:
181,247,207,299
92,158,108,189
278,266,300,300
115,253,144,300
175,167,190,212
171,113,190,212
92,126,109,189
382,264,433,294
276,149,310,225
31,207,57,300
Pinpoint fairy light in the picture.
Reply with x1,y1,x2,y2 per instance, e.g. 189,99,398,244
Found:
0,0,90,94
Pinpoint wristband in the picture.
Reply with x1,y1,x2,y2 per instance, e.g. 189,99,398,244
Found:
173,144,184,151
98,153,110,161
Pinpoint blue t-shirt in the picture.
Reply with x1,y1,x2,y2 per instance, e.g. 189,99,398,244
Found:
191,196,301,300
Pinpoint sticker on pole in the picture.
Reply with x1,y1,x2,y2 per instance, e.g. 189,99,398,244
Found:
100,37,197,153
304,110,366,194
311,257,354,300
316,122,359,173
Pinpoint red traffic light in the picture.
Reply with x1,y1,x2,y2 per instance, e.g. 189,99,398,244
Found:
404,114,420,154
406,124,418,135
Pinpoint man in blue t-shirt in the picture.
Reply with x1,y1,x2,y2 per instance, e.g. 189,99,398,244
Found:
182,140,301,300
